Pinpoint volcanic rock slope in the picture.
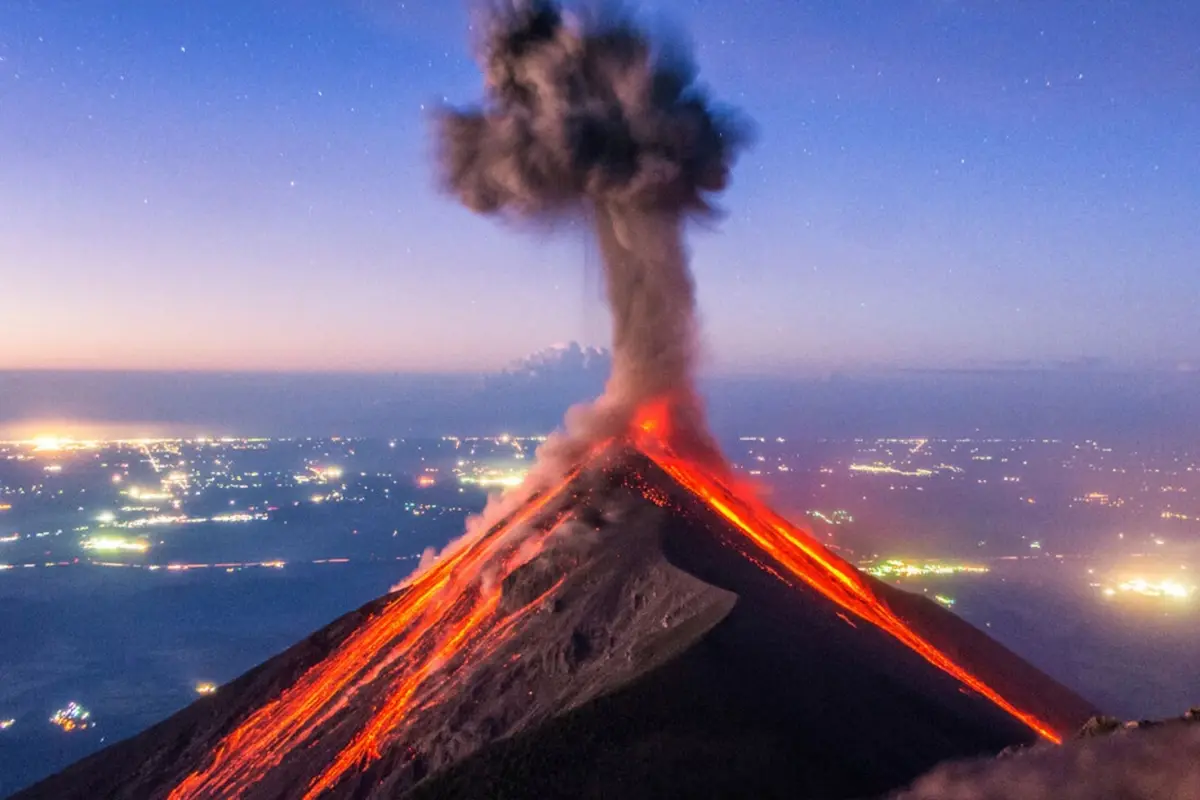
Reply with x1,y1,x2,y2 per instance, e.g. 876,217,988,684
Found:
15,446,1095,800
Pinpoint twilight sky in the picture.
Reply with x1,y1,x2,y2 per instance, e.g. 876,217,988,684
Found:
1,1,1196,374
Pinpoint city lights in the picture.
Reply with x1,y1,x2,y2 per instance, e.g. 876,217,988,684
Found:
49,702,93,733
457,468,528,488
195,683,218,696
863,559,990,579
127,487,171,502
807,509,854,525
312,466,343,481
1100,578,1195,601
849,463,934,478
82,535,151,554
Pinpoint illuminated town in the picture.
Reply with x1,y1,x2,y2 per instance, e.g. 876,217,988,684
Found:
49,703,93,733
861,559,990,579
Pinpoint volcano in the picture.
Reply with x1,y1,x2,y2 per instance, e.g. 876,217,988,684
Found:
16,430,1095,800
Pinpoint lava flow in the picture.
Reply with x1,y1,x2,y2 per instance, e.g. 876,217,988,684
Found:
169,469,581,800
171,417,1063,799
643,447,1061,745
632,401,1061,744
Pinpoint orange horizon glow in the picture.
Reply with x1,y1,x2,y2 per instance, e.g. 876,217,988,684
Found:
0,419,195,444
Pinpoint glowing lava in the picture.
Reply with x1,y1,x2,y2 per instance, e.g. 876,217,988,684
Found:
170,470,580,800
632,407,1060,745
172,418,1061,800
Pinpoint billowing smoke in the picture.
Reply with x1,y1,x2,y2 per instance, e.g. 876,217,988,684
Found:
397,0,747,587
439,0,748,484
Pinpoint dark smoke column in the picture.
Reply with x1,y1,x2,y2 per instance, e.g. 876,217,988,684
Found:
438,0,748,458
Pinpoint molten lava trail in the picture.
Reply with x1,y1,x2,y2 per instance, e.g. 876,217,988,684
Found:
170,472,579,800
639,438,1063,745
303,518,573,798
304,569,570,799
173,429,1059,799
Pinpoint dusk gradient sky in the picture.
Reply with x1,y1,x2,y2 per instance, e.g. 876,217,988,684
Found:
2,1,1197,374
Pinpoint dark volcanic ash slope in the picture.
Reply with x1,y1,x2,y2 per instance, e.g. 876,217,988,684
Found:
15,448,1095,800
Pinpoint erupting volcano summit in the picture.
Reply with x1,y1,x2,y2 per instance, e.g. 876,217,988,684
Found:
19,3,1096,799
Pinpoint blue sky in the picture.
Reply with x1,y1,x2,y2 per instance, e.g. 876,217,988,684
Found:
2,1,1196,373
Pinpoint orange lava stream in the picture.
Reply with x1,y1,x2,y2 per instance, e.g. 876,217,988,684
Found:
173,419,1060,800
302,590,502,799
639,437,1062,745
304,570,570,799
170,472,577,800
303,522,572,798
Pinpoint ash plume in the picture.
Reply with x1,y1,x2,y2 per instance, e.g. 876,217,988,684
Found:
436,0,749,508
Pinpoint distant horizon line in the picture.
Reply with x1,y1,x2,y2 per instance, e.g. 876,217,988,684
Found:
0,364,1194,378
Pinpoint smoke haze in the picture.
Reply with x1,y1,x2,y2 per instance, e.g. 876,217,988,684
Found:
897,726,1200,800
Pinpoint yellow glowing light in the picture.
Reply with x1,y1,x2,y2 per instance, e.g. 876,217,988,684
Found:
477,475,525,487
127,488,170,502
1103,578,1195,600
849,463,934,477
195,682,218,696
82,535,150,554
865,559,989,578
49,702,93,733
31,436,65,452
